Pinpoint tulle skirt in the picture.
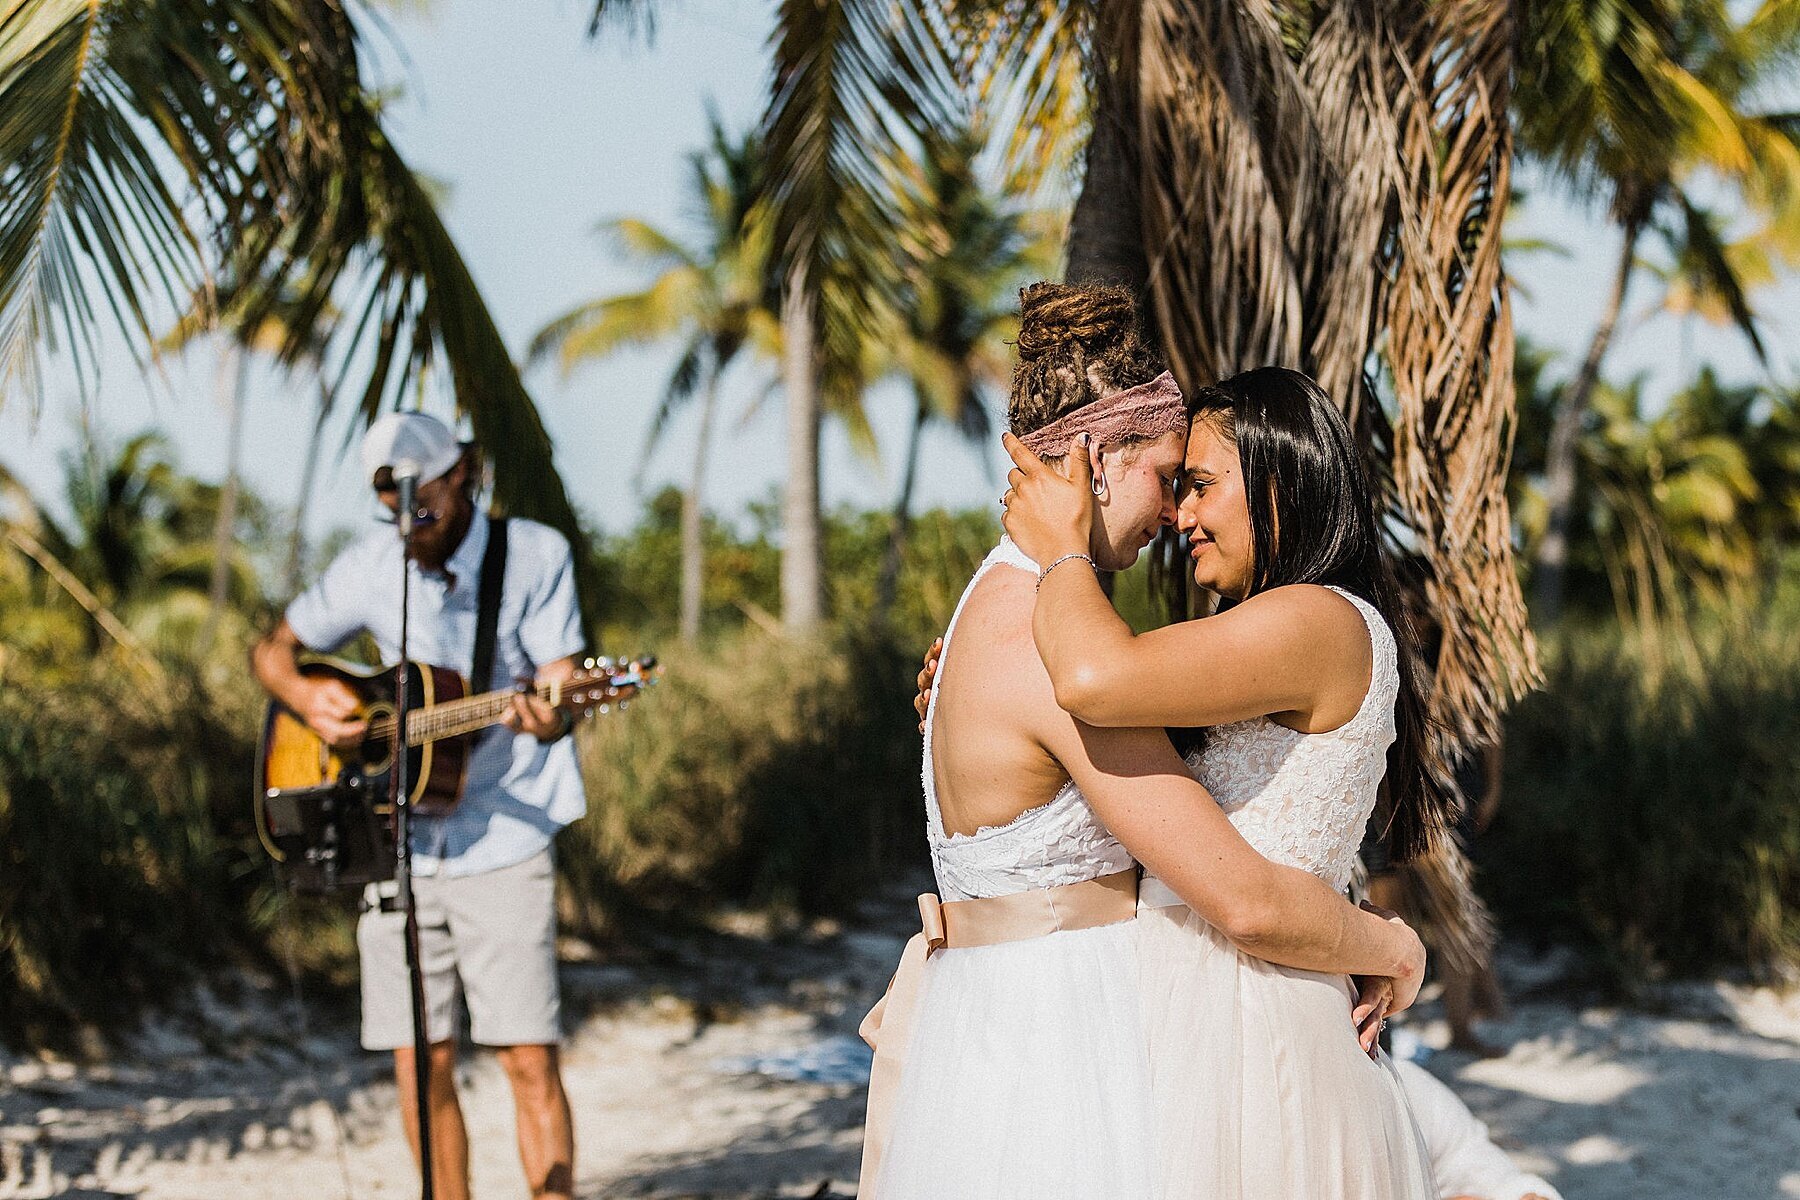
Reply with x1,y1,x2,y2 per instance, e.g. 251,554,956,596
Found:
1137,903,1437,1200
875,918,1153,1199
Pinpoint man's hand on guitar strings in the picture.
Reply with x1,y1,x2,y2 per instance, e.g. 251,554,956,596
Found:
297,677,369,749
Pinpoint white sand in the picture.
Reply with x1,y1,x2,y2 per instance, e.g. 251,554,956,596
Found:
2,895,1795,1199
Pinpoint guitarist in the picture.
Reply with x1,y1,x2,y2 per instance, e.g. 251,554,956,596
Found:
251,412,584,1200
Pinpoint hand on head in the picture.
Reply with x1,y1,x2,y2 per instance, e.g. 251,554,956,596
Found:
999,431,1097,564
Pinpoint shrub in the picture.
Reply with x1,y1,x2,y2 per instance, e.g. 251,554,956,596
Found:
1485,615,1800,986
0,668,266,1042
562,626,925,929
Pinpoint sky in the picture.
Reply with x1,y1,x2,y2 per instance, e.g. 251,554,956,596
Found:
2,0,1794,551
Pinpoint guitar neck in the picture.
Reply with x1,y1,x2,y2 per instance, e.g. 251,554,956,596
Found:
368,681,560,746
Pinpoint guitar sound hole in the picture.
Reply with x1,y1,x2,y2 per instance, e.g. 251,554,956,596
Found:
362,702,396,775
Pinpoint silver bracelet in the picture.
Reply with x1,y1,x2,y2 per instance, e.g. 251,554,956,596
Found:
1036,552,1096,591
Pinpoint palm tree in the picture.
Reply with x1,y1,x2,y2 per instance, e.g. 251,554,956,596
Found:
1589,375,1759,674
1515,0,1800,621
0,428,266,663
1512,350,1771,638
591,1,967,631
875,125,1053,616
530,118,779,642
0,1,594,619
590,1,1532,746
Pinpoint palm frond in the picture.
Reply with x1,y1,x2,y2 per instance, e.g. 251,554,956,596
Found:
534,269,707,374
630,332,707,492
1671,193,1768,361
604,217,702,272
1138,0,1537,765
762,0,957,418
1,0,365,407
930,0,1091,196
2,2,185,400
587,0,656,40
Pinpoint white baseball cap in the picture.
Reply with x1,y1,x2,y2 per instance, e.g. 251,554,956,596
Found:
360,412,465,488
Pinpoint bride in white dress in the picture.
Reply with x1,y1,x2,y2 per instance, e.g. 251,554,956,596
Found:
1002,363,1449,1198
862,287,1426,1200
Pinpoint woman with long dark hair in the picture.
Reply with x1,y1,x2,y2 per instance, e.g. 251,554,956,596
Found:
863,298,1427,1200
1000,365,1444,1198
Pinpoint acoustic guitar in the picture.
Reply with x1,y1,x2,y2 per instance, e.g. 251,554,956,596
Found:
256,655,654,887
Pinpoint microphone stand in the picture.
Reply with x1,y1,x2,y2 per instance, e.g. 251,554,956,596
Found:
391,471,435,1200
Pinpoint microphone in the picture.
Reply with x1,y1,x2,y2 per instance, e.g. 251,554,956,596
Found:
393,459,422,542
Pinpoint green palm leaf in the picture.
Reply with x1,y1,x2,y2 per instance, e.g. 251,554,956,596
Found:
0,1,374,403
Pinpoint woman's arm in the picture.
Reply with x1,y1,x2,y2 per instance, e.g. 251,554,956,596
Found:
1042,713,1423,998
1000,431,1365,729
1034,570,1361,728
912,621,1406,981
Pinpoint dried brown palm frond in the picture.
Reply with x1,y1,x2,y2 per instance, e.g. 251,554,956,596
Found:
1387,833,1498,980
1138,0,1538,757
1136,0,1536,969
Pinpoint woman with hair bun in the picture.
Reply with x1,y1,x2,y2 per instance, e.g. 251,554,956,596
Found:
859,285,1425,1200
999,364,1444,1197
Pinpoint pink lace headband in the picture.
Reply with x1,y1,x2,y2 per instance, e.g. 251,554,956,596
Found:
1017,371,1187,457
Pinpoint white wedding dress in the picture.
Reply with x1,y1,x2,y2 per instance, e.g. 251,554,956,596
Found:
873,538,1154,1199
1137,585,1437,1198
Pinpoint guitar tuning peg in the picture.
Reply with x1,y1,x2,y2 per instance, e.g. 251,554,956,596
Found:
583,656,596,670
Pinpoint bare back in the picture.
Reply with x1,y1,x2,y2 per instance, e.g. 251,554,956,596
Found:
929,550,1084,837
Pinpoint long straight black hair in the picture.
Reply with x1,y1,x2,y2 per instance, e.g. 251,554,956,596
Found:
1157,366,1451,865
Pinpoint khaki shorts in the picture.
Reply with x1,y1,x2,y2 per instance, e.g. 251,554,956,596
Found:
357,849,561,1051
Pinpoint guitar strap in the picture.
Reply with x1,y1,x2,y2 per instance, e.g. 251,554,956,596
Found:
471,516,509,690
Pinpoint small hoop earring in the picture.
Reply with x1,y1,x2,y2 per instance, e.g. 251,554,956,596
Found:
1091,470,1107,497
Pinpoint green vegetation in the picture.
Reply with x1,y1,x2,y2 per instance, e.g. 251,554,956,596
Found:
0,664,264,1043
3,1,1800,1045
1488,593,1800,986
1,407,1797,1042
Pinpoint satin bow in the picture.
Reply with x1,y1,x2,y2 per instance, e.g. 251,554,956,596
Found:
856,893,945,1197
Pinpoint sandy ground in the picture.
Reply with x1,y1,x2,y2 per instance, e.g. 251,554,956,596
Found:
2,885,1796,1200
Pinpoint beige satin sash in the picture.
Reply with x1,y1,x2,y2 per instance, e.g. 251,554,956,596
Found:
856,869,1138,1198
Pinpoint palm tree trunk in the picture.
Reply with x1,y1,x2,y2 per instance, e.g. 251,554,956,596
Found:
780,265,823,631
199,343,249,655
680,371,720,642
283,378,330,600
876,392,930,618
1065,0,1147,292
1534,218,1642,623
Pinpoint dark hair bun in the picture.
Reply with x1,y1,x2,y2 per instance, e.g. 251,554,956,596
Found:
1008,281,1167,437
1015,282,1138,364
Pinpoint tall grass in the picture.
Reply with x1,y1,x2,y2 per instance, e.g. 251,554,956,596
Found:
1486,608,1800,986
563,627,924,931
0,667,281,1043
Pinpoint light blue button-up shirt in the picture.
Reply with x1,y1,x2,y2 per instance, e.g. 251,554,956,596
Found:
286,511,588,877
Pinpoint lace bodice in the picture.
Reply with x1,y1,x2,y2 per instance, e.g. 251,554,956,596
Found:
921,539,1135,902
1186,587,1398,892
